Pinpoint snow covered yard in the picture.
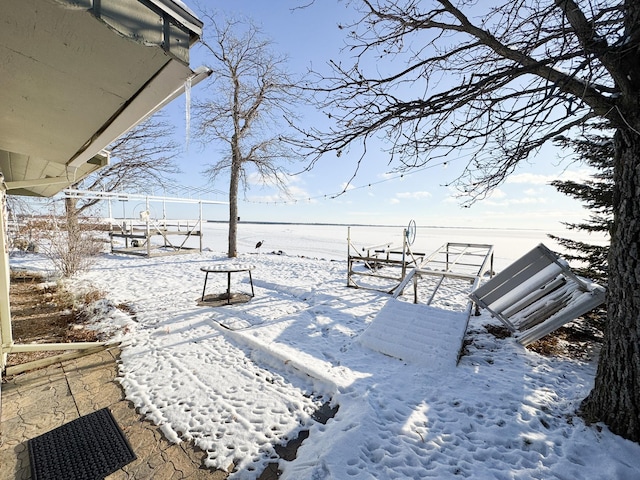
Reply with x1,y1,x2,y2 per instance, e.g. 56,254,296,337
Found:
10,225,639,479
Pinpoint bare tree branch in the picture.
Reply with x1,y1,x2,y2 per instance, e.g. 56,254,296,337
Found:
295,0,630,201
71,114,181,215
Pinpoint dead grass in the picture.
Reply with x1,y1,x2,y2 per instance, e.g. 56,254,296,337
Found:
484,324,512,339
483,307,606,361
6,270,106,368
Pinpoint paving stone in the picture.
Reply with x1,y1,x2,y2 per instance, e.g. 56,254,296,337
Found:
2,371,71,421
0,441,31,480
1,414,29,448
1,350,229,480
72,380,124,416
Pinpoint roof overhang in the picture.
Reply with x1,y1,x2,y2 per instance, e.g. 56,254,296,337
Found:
0,151,109,198
0,0,210,197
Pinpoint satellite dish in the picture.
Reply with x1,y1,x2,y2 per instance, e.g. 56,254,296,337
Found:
405,219,417,246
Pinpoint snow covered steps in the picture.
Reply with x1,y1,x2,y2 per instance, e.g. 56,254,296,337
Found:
359,298,468,369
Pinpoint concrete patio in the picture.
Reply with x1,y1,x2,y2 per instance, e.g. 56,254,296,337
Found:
0,348,229,479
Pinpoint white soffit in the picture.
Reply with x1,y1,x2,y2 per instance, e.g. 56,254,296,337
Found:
1,151,109,197
0,0,207,197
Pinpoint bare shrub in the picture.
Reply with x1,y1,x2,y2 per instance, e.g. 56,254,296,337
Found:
25,208,106,278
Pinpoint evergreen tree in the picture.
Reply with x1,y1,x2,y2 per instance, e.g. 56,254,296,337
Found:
549,130,614,284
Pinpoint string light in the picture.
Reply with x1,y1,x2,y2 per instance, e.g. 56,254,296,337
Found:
245,160,450,205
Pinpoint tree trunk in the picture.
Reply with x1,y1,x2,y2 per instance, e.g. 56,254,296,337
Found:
64,196,81,251
64,196,79,232
227,155,240,258
580,127,640,442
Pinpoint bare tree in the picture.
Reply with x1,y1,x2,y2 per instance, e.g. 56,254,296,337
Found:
65,114,181,222
299,0,640,442
45,114,180,274
194,14,304,257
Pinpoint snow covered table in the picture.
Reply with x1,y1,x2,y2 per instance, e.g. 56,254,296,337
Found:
200,264,255,305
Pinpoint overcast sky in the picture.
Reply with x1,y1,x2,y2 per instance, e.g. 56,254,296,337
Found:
159,1,597,231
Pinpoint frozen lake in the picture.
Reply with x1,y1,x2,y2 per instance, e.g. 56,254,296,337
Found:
193,222,608,271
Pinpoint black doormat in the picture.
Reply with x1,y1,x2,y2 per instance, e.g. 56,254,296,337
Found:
28,407,136,480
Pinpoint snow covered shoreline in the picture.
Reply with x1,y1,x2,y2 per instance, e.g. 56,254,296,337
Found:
10,224,637,479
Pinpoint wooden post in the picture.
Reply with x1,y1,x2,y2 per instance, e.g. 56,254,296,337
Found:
108,196,115,253
347,227,351,287
401,228,407,281
0,181,13,371
146,196,151,257
199,200,203,253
